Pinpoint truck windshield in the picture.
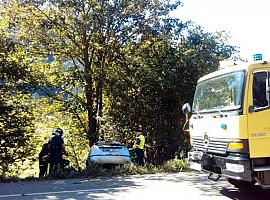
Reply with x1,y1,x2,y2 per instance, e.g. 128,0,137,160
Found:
192,70,245,113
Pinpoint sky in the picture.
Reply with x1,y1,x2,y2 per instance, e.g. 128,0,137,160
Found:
173,0,270,61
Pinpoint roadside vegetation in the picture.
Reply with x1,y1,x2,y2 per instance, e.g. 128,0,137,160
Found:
78,158,188,178
0,0,236,180
1,158,189,182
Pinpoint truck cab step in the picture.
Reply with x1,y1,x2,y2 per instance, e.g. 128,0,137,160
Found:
254,166,270,172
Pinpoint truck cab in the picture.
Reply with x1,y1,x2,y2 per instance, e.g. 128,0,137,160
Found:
183,58,270,189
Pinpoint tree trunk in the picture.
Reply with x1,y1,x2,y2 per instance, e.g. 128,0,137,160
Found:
96,53,105,139
83,41,96,146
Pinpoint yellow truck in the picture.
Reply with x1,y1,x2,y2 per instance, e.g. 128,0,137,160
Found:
182,56,270,189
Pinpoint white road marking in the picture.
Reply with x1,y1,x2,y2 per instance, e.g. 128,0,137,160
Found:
0,186,131,198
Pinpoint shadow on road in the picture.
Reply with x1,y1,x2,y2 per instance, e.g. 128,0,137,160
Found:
138,171,270,200
0,176,142,200
2,172,270,199
136,171,230,197
220,185,270,200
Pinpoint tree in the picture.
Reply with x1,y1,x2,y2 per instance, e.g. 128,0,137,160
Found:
0,1,236,167
1,0,183,146
0,31,37,178
106,24,235,164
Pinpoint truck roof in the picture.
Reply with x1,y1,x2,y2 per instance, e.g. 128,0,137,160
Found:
198,60,270,83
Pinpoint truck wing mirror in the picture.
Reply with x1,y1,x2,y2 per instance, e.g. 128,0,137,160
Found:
182,103,191,115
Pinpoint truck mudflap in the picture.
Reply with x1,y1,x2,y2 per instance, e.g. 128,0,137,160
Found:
188,151,252,182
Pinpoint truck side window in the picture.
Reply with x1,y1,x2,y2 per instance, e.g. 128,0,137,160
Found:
253,71,268,108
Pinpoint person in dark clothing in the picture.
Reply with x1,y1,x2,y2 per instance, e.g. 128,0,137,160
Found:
48,128,68,174
38,143,49,178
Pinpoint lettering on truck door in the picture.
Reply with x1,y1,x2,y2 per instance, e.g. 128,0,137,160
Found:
248,70,270,158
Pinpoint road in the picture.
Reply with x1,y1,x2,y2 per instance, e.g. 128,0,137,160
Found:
1,171,270,200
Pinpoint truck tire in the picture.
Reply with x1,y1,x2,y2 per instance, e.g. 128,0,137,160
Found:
226,178,256,189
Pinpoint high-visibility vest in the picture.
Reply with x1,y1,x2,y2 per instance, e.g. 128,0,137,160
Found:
137,135,145,150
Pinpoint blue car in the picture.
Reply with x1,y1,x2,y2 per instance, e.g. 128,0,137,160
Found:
86,141,131,166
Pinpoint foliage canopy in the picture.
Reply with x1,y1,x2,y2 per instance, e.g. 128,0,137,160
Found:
0,0,236,176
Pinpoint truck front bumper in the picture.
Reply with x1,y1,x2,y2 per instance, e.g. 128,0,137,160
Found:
188,151,252,181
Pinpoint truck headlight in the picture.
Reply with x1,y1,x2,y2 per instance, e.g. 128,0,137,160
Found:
226,163,244,173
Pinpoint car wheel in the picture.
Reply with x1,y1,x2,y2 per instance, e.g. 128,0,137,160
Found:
86,160,95,169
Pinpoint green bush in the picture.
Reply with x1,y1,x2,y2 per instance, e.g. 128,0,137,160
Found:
80,158,189,177
4,158,189,181
160,158,189,173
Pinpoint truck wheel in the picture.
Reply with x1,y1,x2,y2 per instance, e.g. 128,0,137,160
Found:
226,178,255,189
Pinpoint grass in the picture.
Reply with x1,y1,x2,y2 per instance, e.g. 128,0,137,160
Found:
48,158,189,179
0,158,189,182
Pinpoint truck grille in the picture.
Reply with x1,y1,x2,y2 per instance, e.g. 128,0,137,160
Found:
191,136,229,155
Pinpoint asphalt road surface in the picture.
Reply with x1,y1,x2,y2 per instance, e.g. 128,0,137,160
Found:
1,171,270,200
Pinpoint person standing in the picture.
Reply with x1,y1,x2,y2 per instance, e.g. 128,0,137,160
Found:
133,128,145,166
48,128,68,174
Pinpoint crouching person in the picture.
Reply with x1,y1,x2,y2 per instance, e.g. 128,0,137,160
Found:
39,143,49,178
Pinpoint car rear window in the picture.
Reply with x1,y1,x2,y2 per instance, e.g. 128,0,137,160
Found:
95,141,124,146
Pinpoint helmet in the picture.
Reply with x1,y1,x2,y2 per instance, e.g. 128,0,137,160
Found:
182,103,191,115
53,128,63,137
135,127,142,132
134,127,142,135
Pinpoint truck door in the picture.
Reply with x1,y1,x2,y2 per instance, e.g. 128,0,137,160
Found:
248,70,270,158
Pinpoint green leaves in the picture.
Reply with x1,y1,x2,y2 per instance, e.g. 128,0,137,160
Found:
0,91,37,178
0,0,237,172
106,24,236,164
